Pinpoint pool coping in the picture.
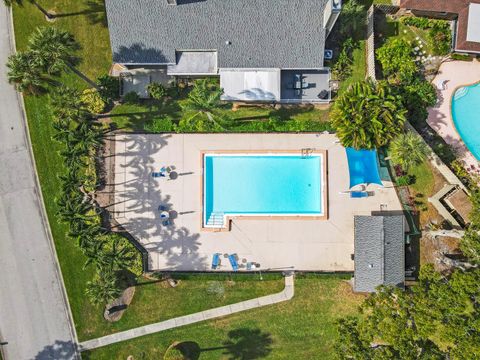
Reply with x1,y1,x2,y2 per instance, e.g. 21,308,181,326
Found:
199,149,328,232
449,79,480,161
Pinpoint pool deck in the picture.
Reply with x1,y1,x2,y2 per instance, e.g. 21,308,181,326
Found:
113,133,403,272
429,59,480,170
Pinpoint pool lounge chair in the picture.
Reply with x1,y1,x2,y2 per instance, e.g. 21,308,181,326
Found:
350,191,369,198
228,254,239,272
211,253,220,270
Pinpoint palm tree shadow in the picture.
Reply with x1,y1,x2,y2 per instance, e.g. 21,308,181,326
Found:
48,0,108,27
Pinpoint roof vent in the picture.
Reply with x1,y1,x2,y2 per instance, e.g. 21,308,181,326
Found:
368,264,374,269
166,0,177,5
225,40,232,45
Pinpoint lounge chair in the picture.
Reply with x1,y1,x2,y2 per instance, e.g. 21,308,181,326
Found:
228,254,239,272
211,253,220,270
350,191,369,198
162,219,171,226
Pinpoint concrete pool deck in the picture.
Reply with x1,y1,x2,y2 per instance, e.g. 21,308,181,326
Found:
113,133,403,272
429,59,480,170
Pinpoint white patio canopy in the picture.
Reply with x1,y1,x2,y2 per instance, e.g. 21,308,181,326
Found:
220,69,281,102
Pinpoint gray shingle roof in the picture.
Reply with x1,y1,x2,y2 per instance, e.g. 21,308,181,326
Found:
354,215,405,293
105,0,328,68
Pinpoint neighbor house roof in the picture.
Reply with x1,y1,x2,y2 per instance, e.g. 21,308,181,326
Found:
354,215,405,293
105,0,329,68
400,0,480,53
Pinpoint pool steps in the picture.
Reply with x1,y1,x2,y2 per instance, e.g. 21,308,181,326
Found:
454,86,468,101
206,212,225,227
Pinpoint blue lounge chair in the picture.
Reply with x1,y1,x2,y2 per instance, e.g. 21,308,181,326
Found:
211,253,220,270
228,254,239,272
351,191,368,198
162,219,171,226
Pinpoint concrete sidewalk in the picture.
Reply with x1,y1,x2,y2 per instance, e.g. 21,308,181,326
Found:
79,273,294,351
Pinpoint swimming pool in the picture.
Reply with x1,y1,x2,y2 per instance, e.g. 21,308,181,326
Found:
203,153,326,227
452,82,480,160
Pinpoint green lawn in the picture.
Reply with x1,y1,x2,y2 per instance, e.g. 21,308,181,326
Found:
11,0,112,341
80,274,284,341
109,99,331,133
84,275,365,360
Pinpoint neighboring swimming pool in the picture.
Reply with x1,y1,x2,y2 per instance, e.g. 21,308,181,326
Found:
452,82,480,160
203,153,326,227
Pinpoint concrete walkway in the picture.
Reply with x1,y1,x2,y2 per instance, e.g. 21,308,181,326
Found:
0,5,78,360
79,273,295,351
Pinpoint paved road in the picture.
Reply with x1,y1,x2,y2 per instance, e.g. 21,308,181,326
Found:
0,5,78,360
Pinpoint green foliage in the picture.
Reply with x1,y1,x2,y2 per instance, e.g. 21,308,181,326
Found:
50,85,88,121
331,80,407,149
147,82,167,100
86,271,122,306
163,343,185,360
451,53,473,61
81,88,106,114
332,38,357,81
143,116,174,133
337,264,480,358
389,132,430,171
97,75,120,102
338,0,365,37
7,51,45,95
123,91,140,104
376,38,418,83
396,174,413,186
400,16,436,29
400,17,451,55
28,26,79,74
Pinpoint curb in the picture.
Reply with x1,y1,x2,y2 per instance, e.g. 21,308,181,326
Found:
5,5,81,359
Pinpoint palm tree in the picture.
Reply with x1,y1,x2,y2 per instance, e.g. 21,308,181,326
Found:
6,51,45,94
331,80,407,149
389,132,430,171
28,27,79,75
50,85,88,121
85,271,122,306
95,238,136,272
180,79,230,131
69,122,104,153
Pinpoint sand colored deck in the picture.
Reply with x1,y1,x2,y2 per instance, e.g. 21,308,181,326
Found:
429,59,480,169
114,133,402,271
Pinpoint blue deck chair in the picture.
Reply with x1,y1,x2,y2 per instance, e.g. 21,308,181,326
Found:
162,219,171,226
228,254,239,272
350,191,369,198
211,253,220,270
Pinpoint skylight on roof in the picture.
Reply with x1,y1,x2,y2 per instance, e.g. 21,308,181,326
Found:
466,3,480,43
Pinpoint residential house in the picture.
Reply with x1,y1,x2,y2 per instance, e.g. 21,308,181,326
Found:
105,0,341,102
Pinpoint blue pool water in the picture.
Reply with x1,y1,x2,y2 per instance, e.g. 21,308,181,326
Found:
345,148,382,189
204,155,323,223
452,83,480,160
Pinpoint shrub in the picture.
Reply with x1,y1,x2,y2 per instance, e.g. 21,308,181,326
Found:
400,16,433,29
428,23,452,55
147,82,167,100
332,38,356,80
123,91,140,104
389,132,430,171
206,281,225,299
376,38,418,83
396,175,413,186
97,74,120,102
143,116,174,133
451,53,473,61
81,88,106,114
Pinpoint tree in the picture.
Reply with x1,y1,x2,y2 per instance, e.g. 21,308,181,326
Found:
50,86,88,121
376,38,418,83
338,0,365,38
85,271,121,306
6,51,45,94
94,237,137,272
28,27,79,75
179,79,230,132
331,80,407,149
389,132,430,171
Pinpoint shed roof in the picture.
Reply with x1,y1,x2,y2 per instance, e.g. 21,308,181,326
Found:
105,0,329,68
354,215,405,293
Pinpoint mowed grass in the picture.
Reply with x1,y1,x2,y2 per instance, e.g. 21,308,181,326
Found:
81,274,284,340
11,0,111,341
84,275,365,360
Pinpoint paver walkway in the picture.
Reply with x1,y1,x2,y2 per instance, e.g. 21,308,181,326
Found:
79,273,295,351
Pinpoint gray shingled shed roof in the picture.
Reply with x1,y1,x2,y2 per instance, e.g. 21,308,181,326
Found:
354,215,405,293
105,0,328,68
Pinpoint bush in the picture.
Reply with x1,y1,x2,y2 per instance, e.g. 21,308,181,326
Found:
123,91,140,104
143,116,174,133
147,82,167,100
396,175,413,186
332,38,356,80
376,38,418,83
81,88,106,114
97,74,120,102
428,24,452,55
451,53,473,61
400,16,434,29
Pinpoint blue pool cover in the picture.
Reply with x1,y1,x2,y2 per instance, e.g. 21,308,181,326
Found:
346,148,383,189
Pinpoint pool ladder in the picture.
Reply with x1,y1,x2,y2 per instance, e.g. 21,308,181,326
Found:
206,212,225,227
301,148,314,158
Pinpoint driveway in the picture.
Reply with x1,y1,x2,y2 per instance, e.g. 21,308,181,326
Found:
0,5,77,360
